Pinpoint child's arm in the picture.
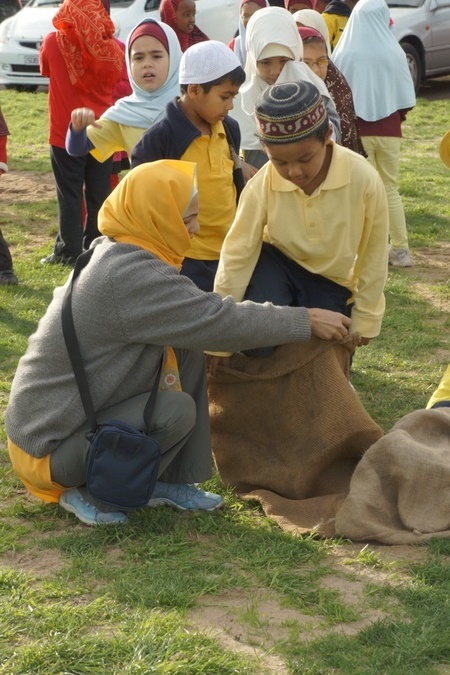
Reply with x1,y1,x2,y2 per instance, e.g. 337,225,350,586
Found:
65,108,99,156
351,173,389,340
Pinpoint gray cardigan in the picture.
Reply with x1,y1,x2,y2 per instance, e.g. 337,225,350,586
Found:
5,238,310,458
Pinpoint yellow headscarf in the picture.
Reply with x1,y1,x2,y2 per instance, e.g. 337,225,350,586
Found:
98,160,197,270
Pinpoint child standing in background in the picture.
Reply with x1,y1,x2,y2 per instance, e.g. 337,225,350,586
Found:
228,0,269,67
39,0,123,267
230,6,341,170
132,40,245,292
0,107,19,286
332,0,416,267
159,0,209,51
66,19,182,164
298,26,365,155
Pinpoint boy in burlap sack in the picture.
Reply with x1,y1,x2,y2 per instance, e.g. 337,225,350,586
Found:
209,81,390,537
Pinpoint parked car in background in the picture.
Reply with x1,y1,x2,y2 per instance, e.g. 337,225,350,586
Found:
387,0,450,92
0,0,240,91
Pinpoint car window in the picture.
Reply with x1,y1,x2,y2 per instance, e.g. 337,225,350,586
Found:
386,0,424,7
110,0,138,6
30,0,64,6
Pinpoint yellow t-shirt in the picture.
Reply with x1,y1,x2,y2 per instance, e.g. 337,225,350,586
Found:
322,13,349,50
87,118,146,161
181,121,236,260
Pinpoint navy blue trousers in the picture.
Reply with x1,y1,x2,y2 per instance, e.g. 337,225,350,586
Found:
244,243,353,356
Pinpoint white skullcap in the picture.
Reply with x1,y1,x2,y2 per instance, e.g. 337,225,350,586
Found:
179,40,241,85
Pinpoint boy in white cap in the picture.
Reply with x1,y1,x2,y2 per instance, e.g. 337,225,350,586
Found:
132,40,245,291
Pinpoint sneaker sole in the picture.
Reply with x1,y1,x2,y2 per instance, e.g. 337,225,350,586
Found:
59,496,127,526
147,497,224,512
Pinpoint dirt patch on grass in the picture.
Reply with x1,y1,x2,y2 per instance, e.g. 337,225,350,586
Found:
1,170,55,204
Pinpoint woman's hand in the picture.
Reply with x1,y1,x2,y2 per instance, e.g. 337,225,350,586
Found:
307,308,352,341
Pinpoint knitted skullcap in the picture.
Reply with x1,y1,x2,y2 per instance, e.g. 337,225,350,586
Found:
255,80,326,144
439,130,450,168
128,21,169,53
179,40,241,84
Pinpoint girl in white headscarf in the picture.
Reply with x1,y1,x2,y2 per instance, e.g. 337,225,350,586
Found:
66,18,182,161
292,8,332,56
230,6,341,170
332,0,416,267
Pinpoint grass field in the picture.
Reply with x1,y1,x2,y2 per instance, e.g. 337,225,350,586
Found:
0,81,449,674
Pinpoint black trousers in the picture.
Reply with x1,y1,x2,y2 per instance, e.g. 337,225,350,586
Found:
0,228,13,272
50,145,112,260
244,243,353,356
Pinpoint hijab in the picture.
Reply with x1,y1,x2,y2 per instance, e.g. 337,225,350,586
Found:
52,0,123,93
332,0,415,121
240,6,330,115
292,8,332,56
98,160,197,270
159,0,209,52
234,0,270,67
102,19,182,129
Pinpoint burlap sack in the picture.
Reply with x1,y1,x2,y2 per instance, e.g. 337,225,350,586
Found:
209,337,384,537
335,407,450,544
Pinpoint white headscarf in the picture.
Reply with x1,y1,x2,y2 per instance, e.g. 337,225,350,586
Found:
103,18,182,128
240,6,330,115
292,9,332,57
234,0,270,67
332,0,415,121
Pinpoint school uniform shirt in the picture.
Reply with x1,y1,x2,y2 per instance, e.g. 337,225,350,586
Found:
87,119,146,160
214,141,389,339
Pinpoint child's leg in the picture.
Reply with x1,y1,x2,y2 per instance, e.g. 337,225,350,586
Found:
181,258,219,292
83,154,113,250
362,135,409,251
49,146,86,262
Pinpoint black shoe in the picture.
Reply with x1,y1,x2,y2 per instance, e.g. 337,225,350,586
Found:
40,253,76,266
0,270,19,285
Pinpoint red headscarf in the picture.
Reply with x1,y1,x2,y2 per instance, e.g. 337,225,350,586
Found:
53,0,123,93
159,0,209,52
284,0,317,10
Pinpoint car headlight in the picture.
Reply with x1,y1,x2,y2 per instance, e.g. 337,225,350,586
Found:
0,17,14,44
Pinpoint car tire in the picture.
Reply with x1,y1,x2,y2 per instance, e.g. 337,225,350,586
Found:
401,42,422,94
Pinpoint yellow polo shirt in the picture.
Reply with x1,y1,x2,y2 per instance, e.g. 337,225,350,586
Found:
87,118,146,161
214,141,388,338
181,121,236,260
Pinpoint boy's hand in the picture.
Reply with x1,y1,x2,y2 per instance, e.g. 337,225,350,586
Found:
356,337,371,346
71,108,100,132
307,308,352,341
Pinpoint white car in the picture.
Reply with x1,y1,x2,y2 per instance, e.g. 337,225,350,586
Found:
0,0,240,91
388,0,450,92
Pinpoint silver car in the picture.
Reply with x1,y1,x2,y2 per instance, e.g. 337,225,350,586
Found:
388,0,450,92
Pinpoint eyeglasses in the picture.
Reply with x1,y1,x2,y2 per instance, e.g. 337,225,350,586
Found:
303,57,329,70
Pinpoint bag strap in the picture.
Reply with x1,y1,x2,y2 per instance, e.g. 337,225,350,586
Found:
61,249,163,435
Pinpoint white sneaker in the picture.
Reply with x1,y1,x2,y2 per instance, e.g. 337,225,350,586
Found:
388,247,413,267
